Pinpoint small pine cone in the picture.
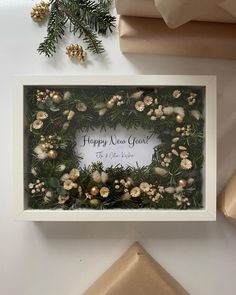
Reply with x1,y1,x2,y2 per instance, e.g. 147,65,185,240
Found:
31,1,49,22
66,44,87,63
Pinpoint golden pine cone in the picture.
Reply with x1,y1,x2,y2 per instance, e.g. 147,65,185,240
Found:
31,1,49,22
66,44,87,63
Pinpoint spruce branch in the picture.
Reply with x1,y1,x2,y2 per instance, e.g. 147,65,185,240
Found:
36,0,116,57
38,2,67,57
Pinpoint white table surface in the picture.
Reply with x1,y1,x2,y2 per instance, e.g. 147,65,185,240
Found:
1,1,236,294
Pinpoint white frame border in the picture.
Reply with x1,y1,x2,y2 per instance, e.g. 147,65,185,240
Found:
14,75,217,221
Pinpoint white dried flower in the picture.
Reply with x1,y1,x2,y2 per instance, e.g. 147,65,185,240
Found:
163,106,174,115
61,173,70,182
63,179,74,190
130,187,141,198
31,167,37,176
165,187,175,194
172,149,179,156
172,90,181,98
143,96,153,105
100,187,110,198
69,168,80,181
56,164,66,172
63,91,71,100
151,116,157,121
180,151,189,159
99,108,107,116
154,106,163,118
101,172,108,183
36,111,48,120
180,158,192,170
139,182,150,192
67,110,75,121
63,122,70,130
92,170,101,183
76,102,87,112
174,107,185,118
191,110,201,120
130,90,144,100
188,178,194,185
176,186,184,193
179,146,187,150
154,167,168,176
172,137,179,143
32,119,43,129
135,100,145,112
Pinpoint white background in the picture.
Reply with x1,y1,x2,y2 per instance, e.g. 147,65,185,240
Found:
1,1,236,294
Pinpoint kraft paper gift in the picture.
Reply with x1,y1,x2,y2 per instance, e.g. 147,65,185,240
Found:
218,172,236,224
116,0,236,28
83,242,189,295
119,16,236,59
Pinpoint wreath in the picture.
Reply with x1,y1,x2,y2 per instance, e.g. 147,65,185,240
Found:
26,85,204,210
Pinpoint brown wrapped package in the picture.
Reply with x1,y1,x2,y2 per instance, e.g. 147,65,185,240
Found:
116,0,236,27
119,16,236,59
83,242,189,295
218,172,236,224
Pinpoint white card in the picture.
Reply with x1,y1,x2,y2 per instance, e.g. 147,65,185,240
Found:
75,126,160,168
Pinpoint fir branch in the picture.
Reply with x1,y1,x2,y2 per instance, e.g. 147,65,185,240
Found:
38,2,67,57
36,0,115,57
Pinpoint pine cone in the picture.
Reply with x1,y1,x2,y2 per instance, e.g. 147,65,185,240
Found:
31,1,49,22
66,44,87,63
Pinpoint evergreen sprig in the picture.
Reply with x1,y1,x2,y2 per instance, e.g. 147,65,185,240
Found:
37,0,116,57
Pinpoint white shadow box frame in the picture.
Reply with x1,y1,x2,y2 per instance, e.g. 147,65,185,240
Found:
14,75,216,221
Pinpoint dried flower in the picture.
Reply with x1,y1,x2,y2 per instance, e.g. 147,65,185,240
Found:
180,151,189,159
63,91,71,100
154,167,168,176
154,106,163,118
135,101,145,112
63,122,70,130
36,111,48,120
121,192,131,201
76,102,87,112
187,93,197,105
130,187,141,198
191,110,201,120
180,158,192,170
92,170,101,183
143,96,153,105
34,144,48,160
61,173,70,182
63,179,74,190
172,90,181,98
165,187,175,194
99,108,107,116
140,182,150,192
101,172,108,183
32,119,43,129
67,110,75,121
163,106,174,115
69,168,80,181
174,107,185,118
56,164,66,172
100,187,110,198
130,90,144,100
58,195,70,204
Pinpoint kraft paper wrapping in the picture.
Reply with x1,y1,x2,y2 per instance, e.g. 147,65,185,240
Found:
83,242,189,295
116,0,236,28
119,16,236,59
218,172,236,224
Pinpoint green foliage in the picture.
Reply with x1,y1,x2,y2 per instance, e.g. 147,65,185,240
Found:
26,85,205,210
37,0,116,57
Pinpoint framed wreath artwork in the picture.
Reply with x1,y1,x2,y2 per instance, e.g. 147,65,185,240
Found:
14,76,216,221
